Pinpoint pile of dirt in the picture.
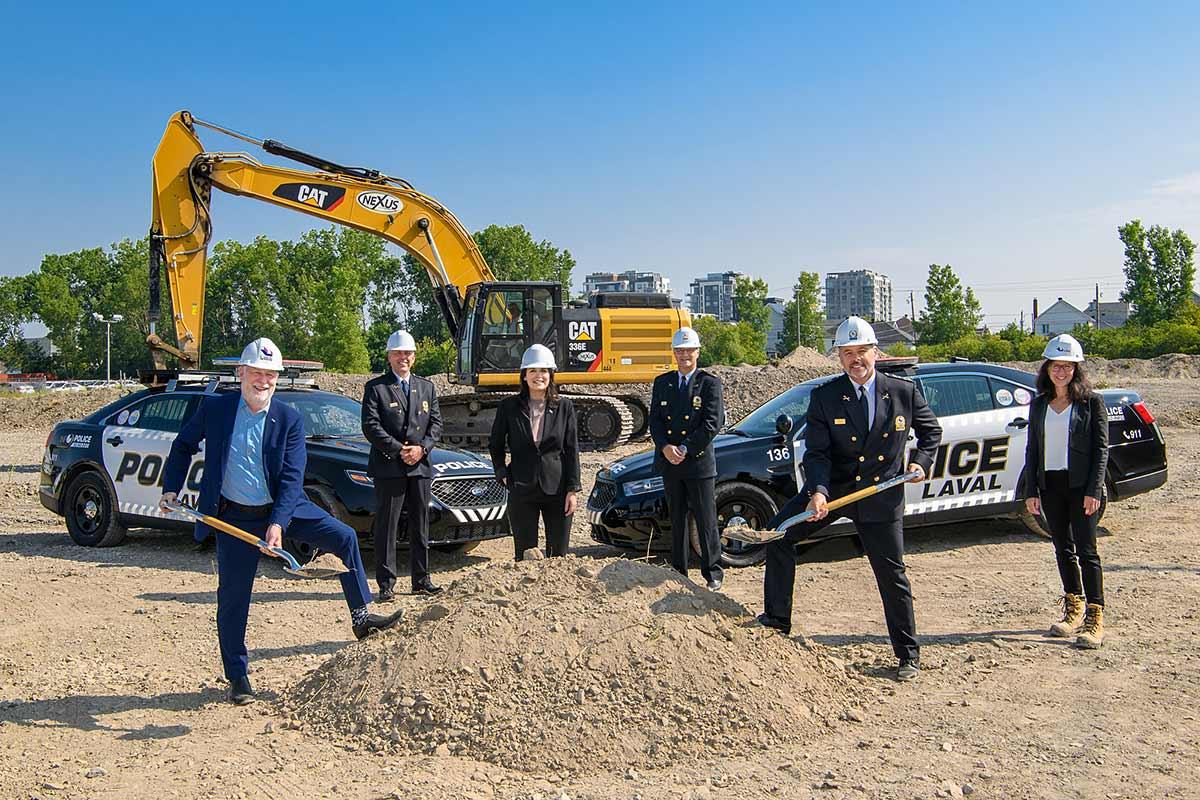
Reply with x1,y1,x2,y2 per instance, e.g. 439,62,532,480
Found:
778,345,837,370
280,555,854,773
1002,353,1200,383
313,371,457,399
0,387,128,431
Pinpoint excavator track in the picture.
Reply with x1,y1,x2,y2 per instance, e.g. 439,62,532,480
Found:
436,391,636,453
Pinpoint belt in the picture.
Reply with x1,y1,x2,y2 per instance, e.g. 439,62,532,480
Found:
219,496,272,518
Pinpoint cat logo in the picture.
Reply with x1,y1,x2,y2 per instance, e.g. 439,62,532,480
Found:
272,183,347,212
568,321,598,341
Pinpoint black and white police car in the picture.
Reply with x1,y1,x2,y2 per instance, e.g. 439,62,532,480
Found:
39,366,510,560
588,358,1168,566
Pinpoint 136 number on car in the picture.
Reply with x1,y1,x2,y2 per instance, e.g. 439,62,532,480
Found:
766,446,791,462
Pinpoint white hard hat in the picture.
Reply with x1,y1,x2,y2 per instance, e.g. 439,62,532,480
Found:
1043,334,1085,362
239,337,284,371
520,344,557,370
834,316,878,347
672,326,701,349
386,330,417,351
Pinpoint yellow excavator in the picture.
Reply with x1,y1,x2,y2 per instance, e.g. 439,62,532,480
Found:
147,111,689,449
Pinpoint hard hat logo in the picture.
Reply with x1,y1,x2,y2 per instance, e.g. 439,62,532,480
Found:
1043,334,1085,363
239,337,284,371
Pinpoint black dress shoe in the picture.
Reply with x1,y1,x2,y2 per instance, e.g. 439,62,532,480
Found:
376,588,396,603
353,608,405,640
755,613,791,635
229,676,256,705
897,658,921,682
412,581,443,596
706,578,723,591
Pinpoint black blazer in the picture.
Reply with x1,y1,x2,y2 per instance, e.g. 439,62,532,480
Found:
802,372,941,522
649,369,724,480
1022,392,1108,500
489,395,580,497
360,372,443,479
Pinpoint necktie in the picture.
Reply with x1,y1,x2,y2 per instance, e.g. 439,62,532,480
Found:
402,379,410,398
680,374,688,393
859,385,871,429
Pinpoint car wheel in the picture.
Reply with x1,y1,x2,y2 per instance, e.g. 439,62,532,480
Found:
690,480,777,567
63,471,127,547
433,540,483,554
1020,488,1107,538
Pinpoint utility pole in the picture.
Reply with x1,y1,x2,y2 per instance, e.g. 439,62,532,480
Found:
1095,283,1101,328
92,313,125,383
908,291,916,321
1020,310,1025,333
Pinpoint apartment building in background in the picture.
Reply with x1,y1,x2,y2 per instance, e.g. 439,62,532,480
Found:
583,270,671,296
824,269,893,322
688,270,744,322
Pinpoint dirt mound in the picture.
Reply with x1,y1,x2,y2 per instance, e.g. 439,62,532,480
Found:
314,371,457,399
779,345,837,370
0,388,128,431
281,555,854,773
1002,353,1200,383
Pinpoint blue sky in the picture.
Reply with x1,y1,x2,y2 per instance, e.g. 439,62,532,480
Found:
3,1,1199,330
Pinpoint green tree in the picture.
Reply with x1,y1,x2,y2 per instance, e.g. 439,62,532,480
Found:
473,224,576,287
692,317,744,367
1118,219,1197,326
732,275,770,359
914,264,983,345
205,237,282,363
779,272,823,353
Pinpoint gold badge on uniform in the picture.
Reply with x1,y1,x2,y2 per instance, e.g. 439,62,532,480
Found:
692,395,702,408
389,402,398,408
422,400,429,412
834,418,846,425
895,415,906,431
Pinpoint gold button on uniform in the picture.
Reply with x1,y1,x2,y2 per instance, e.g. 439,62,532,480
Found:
667,430,672,435
858,456,865,462
851,435,857,442
882,432,889,438
684,415,690,420
856,476,862,482
873,476,880,482
878,455,885,461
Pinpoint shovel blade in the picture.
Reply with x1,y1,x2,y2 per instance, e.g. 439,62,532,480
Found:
284,565,350,580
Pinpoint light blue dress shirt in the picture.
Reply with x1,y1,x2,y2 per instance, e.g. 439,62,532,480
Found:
221,399,272,505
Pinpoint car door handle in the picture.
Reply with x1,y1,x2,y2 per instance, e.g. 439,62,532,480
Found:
106,435,123,446
1007,417,1029,430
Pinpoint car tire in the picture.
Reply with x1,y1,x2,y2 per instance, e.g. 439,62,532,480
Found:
63,470,127,547
690,480,778,568
1020,487,1108,538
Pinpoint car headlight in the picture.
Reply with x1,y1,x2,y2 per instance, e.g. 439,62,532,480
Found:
345,470,375,487
622,476,664,497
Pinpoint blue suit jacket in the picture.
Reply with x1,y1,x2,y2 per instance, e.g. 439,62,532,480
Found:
163,392,323,539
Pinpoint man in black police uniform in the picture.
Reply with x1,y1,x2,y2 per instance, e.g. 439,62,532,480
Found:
649,326,726,590
361,330,444,601
760,316,941,681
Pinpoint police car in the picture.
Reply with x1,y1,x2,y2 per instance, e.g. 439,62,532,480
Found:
588,358,1168,566
39,367,510,559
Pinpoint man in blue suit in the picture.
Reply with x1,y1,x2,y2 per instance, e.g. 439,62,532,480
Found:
160,337,402,705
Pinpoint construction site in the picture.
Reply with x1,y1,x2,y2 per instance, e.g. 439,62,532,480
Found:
0,355,1197,799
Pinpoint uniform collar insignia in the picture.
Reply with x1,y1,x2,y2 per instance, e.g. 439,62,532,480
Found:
842,395,850,402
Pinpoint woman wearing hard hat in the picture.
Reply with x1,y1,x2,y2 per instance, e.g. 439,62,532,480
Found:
489,345,581,559
1023,333,1109,648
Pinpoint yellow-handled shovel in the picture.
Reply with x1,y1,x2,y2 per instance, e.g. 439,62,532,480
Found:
164,501,348,579
723,472,914,545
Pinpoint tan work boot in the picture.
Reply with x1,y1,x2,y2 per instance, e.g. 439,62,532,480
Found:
1049,593,1086,637
1075,604,1104,649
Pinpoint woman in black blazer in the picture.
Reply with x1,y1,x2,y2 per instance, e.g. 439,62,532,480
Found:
1023,334,1108,649
489,345,581,560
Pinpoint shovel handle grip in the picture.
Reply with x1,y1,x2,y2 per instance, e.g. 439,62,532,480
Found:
164,502,303,571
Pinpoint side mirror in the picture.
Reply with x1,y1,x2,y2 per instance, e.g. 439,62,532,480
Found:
775,414,793,435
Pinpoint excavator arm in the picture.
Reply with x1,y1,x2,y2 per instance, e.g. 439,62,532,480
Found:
148,110,493,368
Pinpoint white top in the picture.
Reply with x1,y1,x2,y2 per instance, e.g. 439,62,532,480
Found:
1043,402,1072,472
849,372,878,430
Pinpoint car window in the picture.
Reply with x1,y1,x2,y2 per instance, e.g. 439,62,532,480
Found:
127,395,197,433
730,379,829,437
273,392,364,437
918,375,995,418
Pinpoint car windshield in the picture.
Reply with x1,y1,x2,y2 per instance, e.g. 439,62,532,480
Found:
274,392,363,438
730,377,833,437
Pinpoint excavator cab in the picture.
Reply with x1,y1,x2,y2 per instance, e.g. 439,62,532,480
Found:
456,282,561,385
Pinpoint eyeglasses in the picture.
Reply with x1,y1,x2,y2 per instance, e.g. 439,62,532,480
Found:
1049,363,1075,373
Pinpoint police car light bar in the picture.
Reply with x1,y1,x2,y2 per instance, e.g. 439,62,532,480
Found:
210,357,325,372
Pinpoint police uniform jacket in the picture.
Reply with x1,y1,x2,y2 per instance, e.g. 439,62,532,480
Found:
649,369,724,480
803,371,941,522
361,372,443,480
162,392,324,539
488,394,581,497
1022,392,1108,500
